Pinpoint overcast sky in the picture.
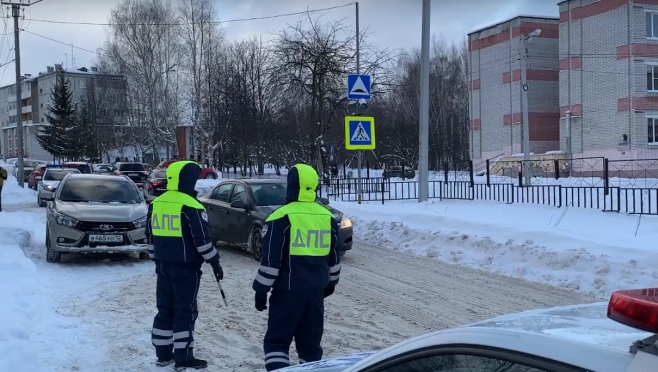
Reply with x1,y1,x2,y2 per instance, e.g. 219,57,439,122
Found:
0,0,557,86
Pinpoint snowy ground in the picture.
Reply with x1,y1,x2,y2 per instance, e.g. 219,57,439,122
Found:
0,163,645,371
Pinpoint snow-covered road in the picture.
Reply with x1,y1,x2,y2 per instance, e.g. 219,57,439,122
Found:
15,192,594,372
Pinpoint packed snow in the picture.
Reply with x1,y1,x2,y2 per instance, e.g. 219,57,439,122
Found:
0,162,652,371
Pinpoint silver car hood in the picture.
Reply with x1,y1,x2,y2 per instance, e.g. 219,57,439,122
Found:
56,201,147,222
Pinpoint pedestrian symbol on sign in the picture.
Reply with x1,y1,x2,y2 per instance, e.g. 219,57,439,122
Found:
350,122,370,142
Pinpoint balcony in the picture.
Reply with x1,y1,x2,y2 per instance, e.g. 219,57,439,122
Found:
8,109,16,116
21,105,31,114
21,90,30,99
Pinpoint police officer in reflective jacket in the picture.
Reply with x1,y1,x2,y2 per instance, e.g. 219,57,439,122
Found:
252,163,341,371
145,160,223,370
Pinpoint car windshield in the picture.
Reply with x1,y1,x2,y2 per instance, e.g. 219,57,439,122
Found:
24,160,41,168
154,170,166,178
58,179,141,203
64,164,92,174
250,183,289,206
44,169,79,180
119,163,145,172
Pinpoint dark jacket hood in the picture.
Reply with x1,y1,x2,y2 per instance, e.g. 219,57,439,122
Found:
285,164,319,203
166,161,201,197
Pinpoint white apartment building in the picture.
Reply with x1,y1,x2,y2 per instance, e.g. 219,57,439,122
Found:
468,16,561,164
559,0,658,160
0,64,126,160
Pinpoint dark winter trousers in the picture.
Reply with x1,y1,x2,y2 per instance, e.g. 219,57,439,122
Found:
263,291,325,371
151,261,202,364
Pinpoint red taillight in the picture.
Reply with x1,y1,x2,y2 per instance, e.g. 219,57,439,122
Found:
152,181,163,187
608,288,658,333
116,171,122,175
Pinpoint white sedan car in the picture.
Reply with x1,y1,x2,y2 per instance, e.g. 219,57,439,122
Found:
280,288,657,372
37,167,80,207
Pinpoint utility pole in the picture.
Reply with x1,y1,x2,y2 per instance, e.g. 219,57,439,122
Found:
2,0,42,187
418,0,430,202
519,28,541,187
355,1,362,204
566,110,572,174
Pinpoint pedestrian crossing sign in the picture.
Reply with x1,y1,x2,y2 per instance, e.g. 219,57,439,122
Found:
344,116,376,150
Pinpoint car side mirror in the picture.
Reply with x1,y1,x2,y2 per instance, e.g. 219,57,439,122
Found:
320,197,330,205
230,200,248,210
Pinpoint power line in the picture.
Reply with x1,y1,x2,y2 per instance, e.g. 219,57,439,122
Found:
21,29,98,54
19,2,356,27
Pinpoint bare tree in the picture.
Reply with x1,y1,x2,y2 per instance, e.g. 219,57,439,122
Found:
103,0,183,162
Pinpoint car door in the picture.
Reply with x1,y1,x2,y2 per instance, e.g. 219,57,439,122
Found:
204,183,233,241
225,184,252,244
360,348,584,372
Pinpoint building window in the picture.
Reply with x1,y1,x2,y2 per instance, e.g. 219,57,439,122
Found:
648,65,658,91
648,12,658,38
649,117,658,144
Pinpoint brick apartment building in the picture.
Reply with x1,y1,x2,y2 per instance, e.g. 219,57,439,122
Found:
468,16,561,164
559,0,658,160
0,64,126,160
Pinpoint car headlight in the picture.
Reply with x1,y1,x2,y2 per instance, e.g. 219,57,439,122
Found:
340,217,352,229
44,185,55,191
56,214,78,228
133,216,148,229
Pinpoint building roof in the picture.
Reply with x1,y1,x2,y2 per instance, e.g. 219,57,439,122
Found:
0,65,123,90
467,15,560,36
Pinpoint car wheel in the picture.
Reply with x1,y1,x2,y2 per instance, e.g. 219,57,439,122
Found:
45,227,60,263
37,195,45,207
139,252,150,260
249,226,263,262
204,173,216,179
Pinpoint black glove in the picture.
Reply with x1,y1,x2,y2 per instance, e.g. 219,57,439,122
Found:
211,263,223,281
255,293,267,311
323,286,335,298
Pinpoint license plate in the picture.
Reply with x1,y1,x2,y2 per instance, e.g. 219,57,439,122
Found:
89,235,123,243
127,173,137,176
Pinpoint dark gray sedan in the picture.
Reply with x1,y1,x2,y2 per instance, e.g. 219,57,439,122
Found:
198,179,353,261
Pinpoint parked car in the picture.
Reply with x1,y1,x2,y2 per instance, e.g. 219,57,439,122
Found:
278,288,658,372
93,163,113,173
112,162,148,187
142,169,168,202
28,163,48,189
43,173,148,263
382,165,416,179
12,159,45,182
198,179,353,261
37,167,81,207
62,161,93,174
157,160,218,179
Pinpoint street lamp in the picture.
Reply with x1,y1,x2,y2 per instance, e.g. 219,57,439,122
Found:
520,28,541,186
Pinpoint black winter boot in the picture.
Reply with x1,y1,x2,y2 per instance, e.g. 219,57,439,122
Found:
156,357,173,367
174,358,208,370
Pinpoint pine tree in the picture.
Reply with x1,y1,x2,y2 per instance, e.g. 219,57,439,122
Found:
70,101,98,161
35,66,75,159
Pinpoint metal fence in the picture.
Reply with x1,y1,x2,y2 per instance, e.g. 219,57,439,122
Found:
324,156,658,215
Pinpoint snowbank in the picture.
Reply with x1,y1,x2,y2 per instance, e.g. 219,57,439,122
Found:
333,199,658,299
0,211,43,372
1,167,37,207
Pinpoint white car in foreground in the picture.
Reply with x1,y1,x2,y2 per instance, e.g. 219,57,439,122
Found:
281,288,658,372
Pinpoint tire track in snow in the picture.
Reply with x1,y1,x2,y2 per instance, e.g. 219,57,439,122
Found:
339,240,596,330
42,239,596,372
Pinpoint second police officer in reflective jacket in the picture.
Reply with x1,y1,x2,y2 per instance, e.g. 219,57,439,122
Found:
252,163,342,371
145,160,224,371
